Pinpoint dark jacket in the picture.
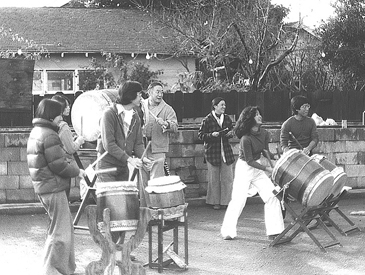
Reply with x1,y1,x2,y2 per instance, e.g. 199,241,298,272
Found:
198,112,235,166
27,118,80,194
97,103,144,167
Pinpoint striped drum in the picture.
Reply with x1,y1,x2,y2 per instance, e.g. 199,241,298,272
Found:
272,149,334,207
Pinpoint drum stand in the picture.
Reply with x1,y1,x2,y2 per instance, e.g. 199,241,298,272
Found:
308,190,361,236
85,205,152,275
73,153,97,231
270,190,342,252
145,204,188,273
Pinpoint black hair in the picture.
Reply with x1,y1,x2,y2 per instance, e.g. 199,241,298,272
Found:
35,98,62,121
116,81,142,105
211,97,225,110
234,106,262,139
291,95,310,115
51,94,70,113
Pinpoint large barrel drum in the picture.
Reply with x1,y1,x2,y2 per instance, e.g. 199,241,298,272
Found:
272,149,334,207
96,181,139,232
71,89,118,142
146,176,186,209
311,154,348,198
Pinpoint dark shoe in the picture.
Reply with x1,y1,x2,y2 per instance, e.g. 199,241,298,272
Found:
213,204,221,210
130,254,136,261
222,235,234,240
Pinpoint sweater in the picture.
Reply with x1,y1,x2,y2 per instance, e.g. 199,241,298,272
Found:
239,128,272,171
280,116,319,151
97,103,144,167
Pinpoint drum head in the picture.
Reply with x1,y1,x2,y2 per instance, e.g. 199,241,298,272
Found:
330,167,348,197
71,89,118,142
303,171,334,207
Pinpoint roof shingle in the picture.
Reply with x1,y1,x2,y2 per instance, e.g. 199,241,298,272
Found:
0,7,174,54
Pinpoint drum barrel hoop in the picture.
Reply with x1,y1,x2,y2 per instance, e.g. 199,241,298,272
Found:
276,153,303,185
297,167,324,201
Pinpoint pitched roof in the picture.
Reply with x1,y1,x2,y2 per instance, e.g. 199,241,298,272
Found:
0,7,174,54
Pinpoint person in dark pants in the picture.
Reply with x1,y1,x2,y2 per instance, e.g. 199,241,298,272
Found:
27,98,85,275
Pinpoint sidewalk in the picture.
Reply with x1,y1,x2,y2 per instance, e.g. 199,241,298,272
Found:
0,192,365,275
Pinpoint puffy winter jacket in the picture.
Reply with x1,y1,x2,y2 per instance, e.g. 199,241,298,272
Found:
27,118,80,194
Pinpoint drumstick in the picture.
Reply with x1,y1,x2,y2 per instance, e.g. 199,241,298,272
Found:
130,141,152,181
91,151,108,168
289,131,303,150
263,149,274,168
94,167,117,174
218,127,229,133
149,111,168,133
80,116,83,137
149,111,158,121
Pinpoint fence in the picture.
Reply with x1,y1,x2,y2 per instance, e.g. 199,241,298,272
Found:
1,88,365,127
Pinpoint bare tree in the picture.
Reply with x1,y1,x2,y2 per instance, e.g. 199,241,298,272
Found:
131,0,298,92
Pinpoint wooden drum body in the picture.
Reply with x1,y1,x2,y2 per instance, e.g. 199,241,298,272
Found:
96,181,139,232
71,89,118,142
311,154,348,197
272,149,334,207
146,176,186,209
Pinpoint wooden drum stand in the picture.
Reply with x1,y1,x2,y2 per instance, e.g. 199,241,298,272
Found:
270,188,361,252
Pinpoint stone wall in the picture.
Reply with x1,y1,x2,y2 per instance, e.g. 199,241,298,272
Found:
1,127,365,204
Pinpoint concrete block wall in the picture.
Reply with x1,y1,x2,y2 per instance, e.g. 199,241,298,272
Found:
1,127,365,204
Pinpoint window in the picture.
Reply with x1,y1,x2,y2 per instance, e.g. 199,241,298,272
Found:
47,71,74,92
32,71,42,92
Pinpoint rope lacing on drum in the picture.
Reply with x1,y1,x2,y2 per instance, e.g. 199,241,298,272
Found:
274,158,313,210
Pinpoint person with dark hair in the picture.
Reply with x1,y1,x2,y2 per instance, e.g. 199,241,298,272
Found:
96,80,151,182
51,94,84,199
140,81,178,179
221,106,285,240
280,95,319,155
27,98,85,275
198,97,235,210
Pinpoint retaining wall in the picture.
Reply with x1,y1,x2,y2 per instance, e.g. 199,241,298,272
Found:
1,127,365,204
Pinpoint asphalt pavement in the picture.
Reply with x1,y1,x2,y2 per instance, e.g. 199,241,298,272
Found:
1,194,365,275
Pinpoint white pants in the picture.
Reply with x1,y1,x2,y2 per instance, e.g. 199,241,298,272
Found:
221,159,284,238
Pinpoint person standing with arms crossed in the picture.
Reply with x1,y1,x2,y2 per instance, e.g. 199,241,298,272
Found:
198,97,235,210
27,98,85,275
280,95,319,156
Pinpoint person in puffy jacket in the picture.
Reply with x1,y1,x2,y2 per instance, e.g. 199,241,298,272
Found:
27,98,85,275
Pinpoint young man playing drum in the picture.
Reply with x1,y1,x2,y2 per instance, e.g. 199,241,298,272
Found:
280,95,319,218
280,95,319,156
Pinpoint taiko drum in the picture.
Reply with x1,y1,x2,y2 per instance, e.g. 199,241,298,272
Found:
146,176,186,209
311,154,348,198
96,181,139,232
272,149,334,207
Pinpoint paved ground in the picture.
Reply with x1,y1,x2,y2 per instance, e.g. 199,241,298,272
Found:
1,196,365,275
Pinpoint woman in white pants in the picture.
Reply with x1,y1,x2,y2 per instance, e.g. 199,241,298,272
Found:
221,106,285,240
